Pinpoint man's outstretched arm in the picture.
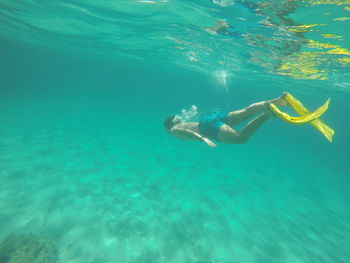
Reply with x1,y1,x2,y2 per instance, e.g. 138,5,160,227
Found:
170,127,217,147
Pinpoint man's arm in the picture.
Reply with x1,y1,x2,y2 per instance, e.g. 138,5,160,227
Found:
170,127,217,147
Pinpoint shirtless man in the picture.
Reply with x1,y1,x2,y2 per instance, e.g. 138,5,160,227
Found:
164,94,287,147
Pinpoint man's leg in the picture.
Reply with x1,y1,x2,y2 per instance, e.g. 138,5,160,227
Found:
237,111,271,143
226,96,286,126
218,111,272,144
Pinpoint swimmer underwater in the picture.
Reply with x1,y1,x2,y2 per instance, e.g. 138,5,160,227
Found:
164,92,334,147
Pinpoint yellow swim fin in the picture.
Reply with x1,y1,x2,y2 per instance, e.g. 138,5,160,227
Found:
269,99,329,124
269,93,334,142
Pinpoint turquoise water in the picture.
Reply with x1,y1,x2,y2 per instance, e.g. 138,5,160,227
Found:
0,1,349,262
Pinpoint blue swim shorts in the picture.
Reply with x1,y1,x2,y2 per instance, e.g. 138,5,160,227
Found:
198,111,228,141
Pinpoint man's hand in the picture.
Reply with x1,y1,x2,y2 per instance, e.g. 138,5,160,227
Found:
202,137,217,147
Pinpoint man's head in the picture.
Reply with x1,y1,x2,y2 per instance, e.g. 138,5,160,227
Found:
164,115,182,131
